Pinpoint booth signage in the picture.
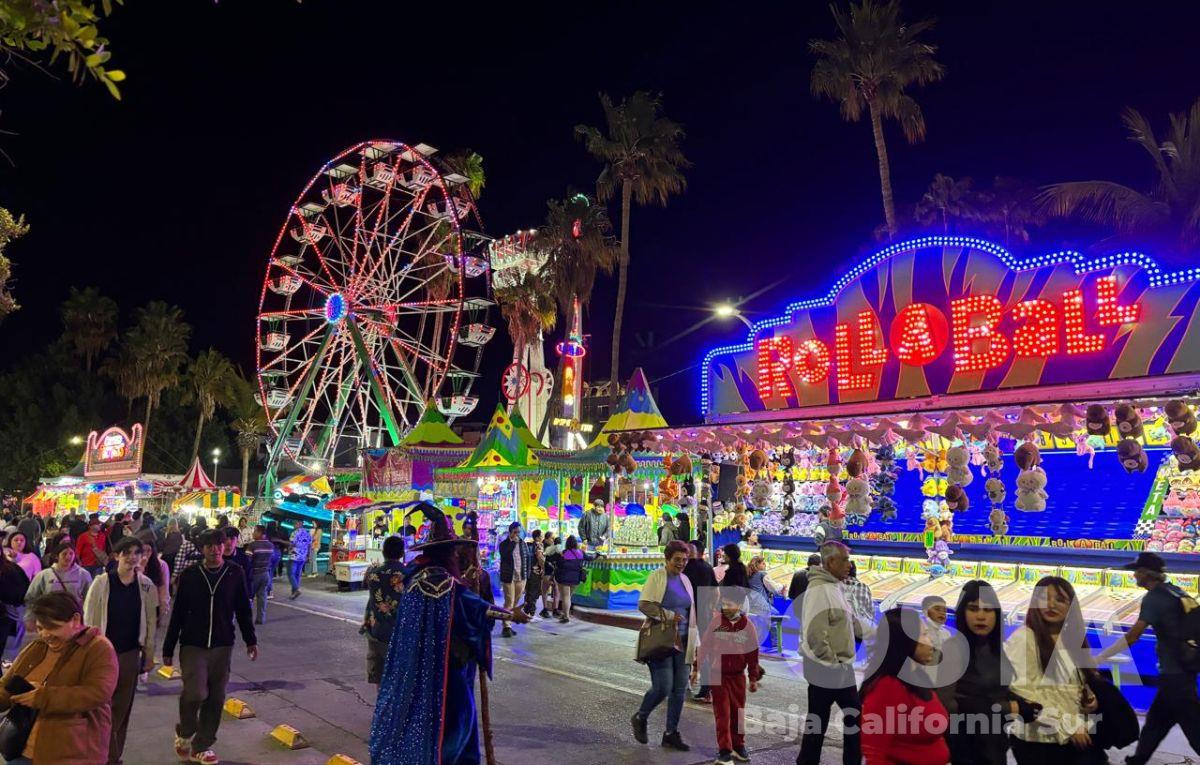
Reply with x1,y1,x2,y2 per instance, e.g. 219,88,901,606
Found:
84,424,145,478
702,236,1200,420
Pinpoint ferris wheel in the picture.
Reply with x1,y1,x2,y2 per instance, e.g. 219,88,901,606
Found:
256,140,494,482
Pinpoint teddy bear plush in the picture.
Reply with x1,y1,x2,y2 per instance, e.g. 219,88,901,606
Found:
1114,403,1144,439
985,477,1006,505
845,476,871,516
988,506,1010,536
1118,439,1149,473
1167,401,1198,436
751,478,772,507
946,445,973,486
1015,468,1048,511
1173,435,1200,472
845,449,868,478
945,483,969,512
1014,442,1041,471
1086,404,1111,437
983,443,1003,475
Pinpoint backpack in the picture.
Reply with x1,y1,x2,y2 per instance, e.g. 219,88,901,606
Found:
1164,584,1200,672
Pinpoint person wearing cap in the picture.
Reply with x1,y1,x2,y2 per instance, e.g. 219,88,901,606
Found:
370,503,529,765
1099,552,1200,765
578,499,610,548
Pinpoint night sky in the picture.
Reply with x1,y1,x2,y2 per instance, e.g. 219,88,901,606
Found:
1,1,1197,426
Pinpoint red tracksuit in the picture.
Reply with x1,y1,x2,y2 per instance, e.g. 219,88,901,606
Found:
698,612,764,752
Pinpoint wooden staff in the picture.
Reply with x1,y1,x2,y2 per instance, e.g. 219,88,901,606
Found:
478,666,496,765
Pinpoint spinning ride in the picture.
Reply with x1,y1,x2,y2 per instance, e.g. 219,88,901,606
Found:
256,140,492,493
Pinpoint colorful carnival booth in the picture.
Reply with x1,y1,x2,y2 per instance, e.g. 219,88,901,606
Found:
629,235,1200,704
24,424,185,517
170,457,247,524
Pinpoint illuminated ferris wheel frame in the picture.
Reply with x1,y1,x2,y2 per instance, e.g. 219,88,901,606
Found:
255,140,491,490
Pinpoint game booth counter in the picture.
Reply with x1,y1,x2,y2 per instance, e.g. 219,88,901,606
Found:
609,235,1200,706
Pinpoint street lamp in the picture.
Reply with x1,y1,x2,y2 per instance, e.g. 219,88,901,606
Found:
211,447,221,482
68,435,83,446
714,303,753,330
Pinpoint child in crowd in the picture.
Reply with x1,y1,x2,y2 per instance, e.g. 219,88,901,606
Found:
694,586,765,765
920,594,952,651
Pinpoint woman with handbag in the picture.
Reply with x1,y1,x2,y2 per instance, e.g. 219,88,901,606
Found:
631,539,700,752
24,542,93,607
553,536,586,624
0,591,118,764
1005,576,1101,765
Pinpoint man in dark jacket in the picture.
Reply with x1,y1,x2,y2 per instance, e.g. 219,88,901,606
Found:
788,554,823,600
163,529,258,765
684,539,718,702
497,523,530,638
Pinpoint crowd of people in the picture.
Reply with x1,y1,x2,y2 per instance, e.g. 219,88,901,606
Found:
0,507,322,765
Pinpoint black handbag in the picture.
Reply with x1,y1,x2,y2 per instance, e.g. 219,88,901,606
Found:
0,675,37,760
1087,671,1139,750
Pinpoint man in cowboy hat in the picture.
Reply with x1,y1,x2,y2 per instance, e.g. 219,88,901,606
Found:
370,502,529,765
1099,551,1200,765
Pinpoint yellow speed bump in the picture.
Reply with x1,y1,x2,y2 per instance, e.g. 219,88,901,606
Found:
270,724,310,750
155,665,181,680
223,698,255,719
325,756,363,765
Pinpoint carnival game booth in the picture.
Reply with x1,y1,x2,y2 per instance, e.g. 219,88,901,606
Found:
169,457,248,525
363,405,473,500
648,235,1200,696
25,424,184,518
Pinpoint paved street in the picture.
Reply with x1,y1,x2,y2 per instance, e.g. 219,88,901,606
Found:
105,577,1200,765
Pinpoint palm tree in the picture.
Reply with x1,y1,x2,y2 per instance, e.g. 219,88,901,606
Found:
977,176,1045,248
576,91,689,388
443,150,486,199
496,271,558,359
182,348,236,460
229,373,267,497
60,286,118,373
101,347,140,418
0,208,29,323
535,193,619,440
124,301,190,444
1040,99,1200,261
914,174,979,233
810,0,945,238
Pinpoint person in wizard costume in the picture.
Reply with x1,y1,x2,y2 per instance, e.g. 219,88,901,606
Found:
369,502,528,765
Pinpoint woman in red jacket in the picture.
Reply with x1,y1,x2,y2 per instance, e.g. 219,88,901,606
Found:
861,607,950,765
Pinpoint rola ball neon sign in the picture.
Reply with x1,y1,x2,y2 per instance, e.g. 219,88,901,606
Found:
755,275,1141,398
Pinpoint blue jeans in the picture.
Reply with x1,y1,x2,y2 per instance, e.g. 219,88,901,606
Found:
636,637,688,733
289,559,305,594
251,571,271,623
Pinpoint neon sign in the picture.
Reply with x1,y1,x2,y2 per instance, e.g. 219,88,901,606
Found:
84,424,145,478
703,236,1200,421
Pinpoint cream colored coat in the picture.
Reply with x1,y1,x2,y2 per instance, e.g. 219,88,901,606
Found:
637,566,701,664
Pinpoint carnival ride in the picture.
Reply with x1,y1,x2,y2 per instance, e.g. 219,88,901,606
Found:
255,140,494,495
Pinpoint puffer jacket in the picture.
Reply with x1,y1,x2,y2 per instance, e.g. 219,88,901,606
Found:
0,626,118,764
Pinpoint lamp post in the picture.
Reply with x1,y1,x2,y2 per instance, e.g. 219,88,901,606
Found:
69,435,83,446
211,447,221,484
714,303,753,330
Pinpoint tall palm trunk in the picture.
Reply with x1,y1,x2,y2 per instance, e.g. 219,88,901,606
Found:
610,180,632,387
143,397,154,448
240,447,251,496
191,408,206,461
868,101,897,238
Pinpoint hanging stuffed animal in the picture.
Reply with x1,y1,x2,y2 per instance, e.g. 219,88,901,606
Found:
659,476,680,503
946,445,973,486
984,477,1006,505
748,449,769,476
922,448,949,475
1118,439,1149,473
1014,442,1041,471
1086,404,1111,437
1014,468,1048,511
845,448,868,478
669,453,694,475
1173,435,1200,472
1167,401,1198,436
1114,403,1144,439
988,506,1010,536
983,443,1003,475
876,496,898,521
945,483,969,512
845,477,871,517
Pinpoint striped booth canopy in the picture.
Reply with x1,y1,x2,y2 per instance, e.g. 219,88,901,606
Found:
173,490,245,511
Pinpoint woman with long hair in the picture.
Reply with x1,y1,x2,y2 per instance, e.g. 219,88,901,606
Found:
1005,576,1099,765
950,580,1027,765
860,607,949,765
719,543,747,588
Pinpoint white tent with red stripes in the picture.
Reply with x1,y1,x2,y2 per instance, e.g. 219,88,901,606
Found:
177,457,218,491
